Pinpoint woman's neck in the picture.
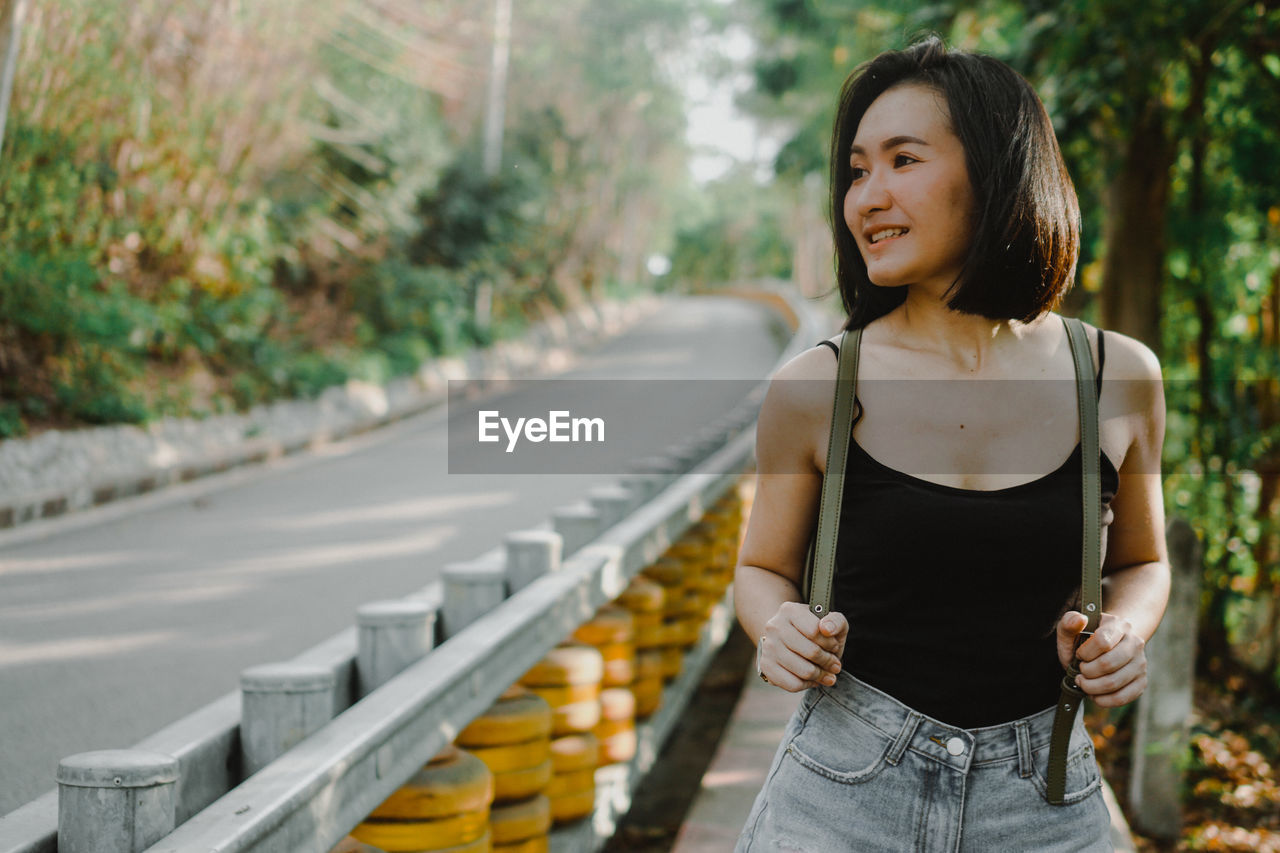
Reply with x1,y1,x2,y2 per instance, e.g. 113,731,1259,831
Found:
883,287,1047,374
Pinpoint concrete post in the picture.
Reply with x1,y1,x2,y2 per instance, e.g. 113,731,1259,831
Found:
442,560,508,639
588,484,633,529
1129,517,1201,840
553,502,601,558
668,443,702,471
619,472,664,506
629,456,680,489
504,530,562,593
239,664,336,776
56,750,179,853
356,599,437,697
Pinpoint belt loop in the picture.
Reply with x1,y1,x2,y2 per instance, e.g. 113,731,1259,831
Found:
886,711,922,765
1015,720,1033,779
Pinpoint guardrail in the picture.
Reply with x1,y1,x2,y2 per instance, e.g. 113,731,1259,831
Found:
0,285,823,853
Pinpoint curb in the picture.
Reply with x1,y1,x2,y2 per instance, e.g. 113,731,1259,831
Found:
0,296,661,536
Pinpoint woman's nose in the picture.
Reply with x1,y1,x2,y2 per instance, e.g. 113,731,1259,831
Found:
854,170,891,217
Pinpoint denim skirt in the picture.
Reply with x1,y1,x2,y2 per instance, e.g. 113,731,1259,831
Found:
735,671,1114,853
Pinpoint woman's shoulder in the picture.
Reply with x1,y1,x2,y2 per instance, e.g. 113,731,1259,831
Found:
1049,313,1162,379
757,340,840,453
772,338,841,384
1092,324,1162,381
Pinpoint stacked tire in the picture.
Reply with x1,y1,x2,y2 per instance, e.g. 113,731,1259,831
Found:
350,745,493,853
571,607,638,766
639,556,689,682
546,733,599,825
679,521,731,617
488,795,552,853
614,576,665,718
457,686,555,853
520,645,604,825
704,487,746,583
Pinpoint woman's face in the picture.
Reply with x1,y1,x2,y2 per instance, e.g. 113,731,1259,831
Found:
842,83,975,293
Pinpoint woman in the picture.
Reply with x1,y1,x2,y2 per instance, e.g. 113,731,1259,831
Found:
733,37,1170,852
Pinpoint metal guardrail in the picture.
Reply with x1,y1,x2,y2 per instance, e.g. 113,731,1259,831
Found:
0,285,822,853
145,431,754,853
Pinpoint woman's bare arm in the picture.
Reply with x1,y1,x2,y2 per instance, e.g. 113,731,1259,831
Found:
735,348,848,691
1056,334,1170,708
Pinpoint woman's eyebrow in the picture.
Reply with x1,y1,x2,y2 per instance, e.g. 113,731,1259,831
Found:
849,135,930,155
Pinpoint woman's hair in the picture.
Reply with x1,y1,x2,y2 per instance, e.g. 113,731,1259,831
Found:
830,36,1080,329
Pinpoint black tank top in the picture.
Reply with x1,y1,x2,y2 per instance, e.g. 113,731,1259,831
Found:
817,330,1120,727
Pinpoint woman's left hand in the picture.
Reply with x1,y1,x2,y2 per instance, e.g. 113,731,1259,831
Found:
1055,610,1149,708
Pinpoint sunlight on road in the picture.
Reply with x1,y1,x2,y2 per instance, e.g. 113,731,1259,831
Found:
256,492,516,531
0,580,250,623
212,525,460,577
0,550,153,579
0,630,179,669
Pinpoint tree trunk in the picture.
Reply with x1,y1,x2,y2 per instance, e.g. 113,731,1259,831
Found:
1099,98,1173,356
1251,265,1280,680
0,0,27,157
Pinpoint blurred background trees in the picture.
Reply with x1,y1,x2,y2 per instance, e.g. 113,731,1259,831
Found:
0,0,702,432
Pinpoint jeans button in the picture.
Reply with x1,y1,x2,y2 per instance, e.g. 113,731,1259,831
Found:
946,737,965,756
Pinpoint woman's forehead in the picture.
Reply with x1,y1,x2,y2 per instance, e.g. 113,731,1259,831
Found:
852,84,952,151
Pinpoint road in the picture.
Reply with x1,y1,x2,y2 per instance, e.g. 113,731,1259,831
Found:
0,294,788,815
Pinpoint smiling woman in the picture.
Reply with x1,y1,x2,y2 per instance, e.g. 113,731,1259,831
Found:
843,85,975,299
732,34,1170,853
829,38,1081,332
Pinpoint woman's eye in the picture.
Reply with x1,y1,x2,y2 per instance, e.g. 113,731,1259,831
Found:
894,153,918,167
850,166,868,180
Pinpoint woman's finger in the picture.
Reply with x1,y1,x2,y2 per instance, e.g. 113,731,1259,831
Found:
815,612,849,651
1077,654,1147,703
774,622,843,674
1078,637,1140,680
770,640,838,687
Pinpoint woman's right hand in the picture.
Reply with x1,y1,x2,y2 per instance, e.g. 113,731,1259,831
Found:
757,601,849,692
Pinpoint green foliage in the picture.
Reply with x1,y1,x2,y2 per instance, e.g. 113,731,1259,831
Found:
669,167,795,288
351,260,469,357
1,0,700,435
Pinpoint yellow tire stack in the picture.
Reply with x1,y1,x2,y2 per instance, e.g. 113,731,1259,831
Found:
456,686,554,853
640,556,688,682
546,733,599,825
615,576,665,718
488,794,551,853
520,645,604,826
680,522,728,618
569,607,639,766
705,487,745,585
459,686,554,805
594,686,637,767
350,744,494,853
571,606,636,692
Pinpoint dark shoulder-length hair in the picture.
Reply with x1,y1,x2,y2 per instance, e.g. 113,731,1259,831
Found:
830,36,1080,330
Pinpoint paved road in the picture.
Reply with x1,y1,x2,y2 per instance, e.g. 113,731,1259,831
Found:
0,295,788,815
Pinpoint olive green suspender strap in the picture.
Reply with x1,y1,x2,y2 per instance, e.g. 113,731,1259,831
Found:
802,316,1100,807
